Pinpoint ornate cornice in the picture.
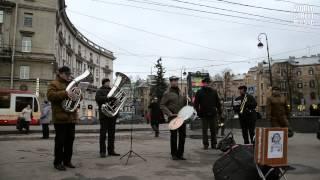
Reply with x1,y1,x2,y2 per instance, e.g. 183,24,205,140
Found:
58,0,116,60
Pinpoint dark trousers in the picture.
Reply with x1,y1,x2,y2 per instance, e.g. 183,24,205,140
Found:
170,123,186,158
201,116,217,147
54,123,75,165
99,118,116,154
239,113,256,144
42,124,49,138
151,119,159,137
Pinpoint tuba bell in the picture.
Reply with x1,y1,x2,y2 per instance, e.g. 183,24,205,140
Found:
101,72,130,117
62,70,91,112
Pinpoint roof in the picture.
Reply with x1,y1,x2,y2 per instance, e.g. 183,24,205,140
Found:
271,55,320,66
232,74,246,81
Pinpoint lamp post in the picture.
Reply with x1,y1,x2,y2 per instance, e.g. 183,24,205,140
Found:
180,66,186,91
286,60,299,113
257,33,272,87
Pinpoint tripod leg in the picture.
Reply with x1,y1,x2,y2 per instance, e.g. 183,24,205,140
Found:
120,151,131,160
125,151,133,165
132,151,147,161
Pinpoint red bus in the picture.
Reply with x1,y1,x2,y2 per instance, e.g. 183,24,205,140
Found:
0,89,40,125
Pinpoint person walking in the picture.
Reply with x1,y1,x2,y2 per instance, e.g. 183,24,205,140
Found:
20,104,32,134
40,101,51,139
194,77,222,149
149,97,161,137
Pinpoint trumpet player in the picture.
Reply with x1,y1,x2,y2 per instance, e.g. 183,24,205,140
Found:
47,66,78,171
234,86,257,144
95,78,120,158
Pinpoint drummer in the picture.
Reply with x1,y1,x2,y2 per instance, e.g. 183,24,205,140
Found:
160,76,188,160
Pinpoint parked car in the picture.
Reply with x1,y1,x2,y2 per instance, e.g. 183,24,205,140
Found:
78,116,99,125
117,112,144,124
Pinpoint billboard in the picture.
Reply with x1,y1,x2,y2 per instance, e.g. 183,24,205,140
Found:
187,72,210,103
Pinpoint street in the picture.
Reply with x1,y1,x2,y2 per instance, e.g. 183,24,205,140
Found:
0,129,319,180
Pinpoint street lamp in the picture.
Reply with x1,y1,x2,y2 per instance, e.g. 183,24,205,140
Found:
180,66,186,92
257,33,272,87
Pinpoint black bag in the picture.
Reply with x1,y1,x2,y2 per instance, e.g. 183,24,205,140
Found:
288,127,294,138
213,145,260,180
217,132,236,152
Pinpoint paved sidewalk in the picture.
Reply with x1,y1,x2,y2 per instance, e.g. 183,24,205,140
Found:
0,131,319,180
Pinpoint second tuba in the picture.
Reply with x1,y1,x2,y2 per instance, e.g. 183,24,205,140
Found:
101,72,130,117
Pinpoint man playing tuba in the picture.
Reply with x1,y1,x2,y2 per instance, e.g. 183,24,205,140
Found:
47,66,78,171
95,78,120,158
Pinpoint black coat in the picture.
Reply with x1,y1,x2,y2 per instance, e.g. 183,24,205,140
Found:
194,87,221,118
234,94,257,118
95,86,117,120
149,102,162,124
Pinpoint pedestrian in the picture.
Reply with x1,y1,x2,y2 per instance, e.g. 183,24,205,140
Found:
40,101,51,139
20,104,32,134
160,76,188,160
266,87,289,127
149,97,161,137
234,86,257,144
95,78,120,158
194,77,222,149
47,66,77,171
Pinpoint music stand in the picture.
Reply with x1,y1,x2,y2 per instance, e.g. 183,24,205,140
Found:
120,90,146,165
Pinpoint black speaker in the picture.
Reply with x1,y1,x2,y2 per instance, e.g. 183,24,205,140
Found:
213,145,259,180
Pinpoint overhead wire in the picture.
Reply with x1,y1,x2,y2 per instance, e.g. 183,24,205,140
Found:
96,0,320,30
90,0,320,34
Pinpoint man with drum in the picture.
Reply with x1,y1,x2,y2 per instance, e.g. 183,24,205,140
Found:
160,76,187,160
194,77,222,149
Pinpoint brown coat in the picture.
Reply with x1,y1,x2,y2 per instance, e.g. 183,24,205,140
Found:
160,87,186,118
266,95,289,127
47,76,78,124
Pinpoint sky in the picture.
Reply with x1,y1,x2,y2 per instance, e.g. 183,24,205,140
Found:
66,0,320,79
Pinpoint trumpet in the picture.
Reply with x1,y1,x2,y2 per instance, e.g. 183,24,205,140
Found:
239,94,247,114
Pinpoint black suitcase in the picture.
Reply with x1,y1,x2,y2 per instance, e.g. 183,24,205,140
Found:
213,145,260,180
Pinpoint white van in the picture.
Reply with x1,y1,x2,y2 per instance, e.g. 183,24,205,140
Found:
0,89,40,125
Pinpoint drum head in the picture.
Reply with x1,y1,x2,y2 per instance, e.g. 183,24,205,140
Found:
178,106,196,121
168,117,184,130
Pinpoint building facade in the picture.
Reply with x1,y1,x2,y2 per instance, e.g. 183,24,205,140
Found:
0,0,115,118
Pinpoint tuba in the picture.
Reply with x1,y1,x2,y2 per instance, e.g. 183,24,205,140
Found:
101,72,130,117
62,70,91,112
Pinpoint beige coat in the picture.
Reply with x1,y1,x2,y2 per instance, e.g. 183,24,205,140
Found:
266,95,289,127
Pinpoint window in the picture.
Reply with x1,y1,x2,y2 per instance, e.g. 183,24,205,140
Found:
15,97,33,112
22,36,32,52
280,82,286,90
23,13,33,27
20,66,30,79
310,80,316,88
261,83,264,90
96,69,99,77
0,10,3,23
78,45,81,55
297,83,303,89
309,68,314,75
297,71,302,76
0,93,11,108
90,53,93,61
